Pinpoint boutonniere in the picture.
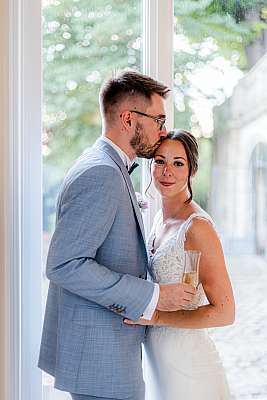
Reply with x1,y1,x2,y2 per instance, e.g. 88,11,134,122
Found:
135,192,148,212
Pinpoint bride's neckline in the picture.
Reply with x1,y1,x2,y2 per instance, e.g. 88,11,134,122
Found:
149,211,204,256
150,233,177,256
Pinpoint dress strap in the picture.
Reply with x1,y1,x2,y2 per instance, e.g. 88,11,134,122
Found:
176,212,214,248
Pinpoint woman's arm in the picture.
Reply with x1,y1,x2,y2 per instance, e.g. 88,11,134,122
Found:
125,218,235,328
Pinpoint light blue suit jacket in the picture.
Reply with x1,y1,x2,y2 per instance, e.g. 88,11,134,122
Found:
38,138,155,398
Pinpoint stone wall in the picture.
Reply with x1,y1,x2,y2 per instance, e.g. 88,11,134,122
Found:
211,53,267,256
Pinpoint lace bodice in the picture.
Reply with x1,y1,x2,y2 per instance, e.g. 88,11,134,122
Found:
147,211,214,307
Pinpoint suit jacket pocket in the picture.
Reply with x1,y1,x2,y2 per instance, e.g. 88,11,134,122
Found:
71,304,122,331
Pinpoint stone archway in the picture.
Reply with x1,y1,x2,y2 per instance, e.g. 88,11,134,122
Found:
250,143,267,256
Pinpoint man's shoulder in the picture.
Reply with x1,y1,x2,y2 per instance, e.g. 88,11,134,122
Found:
65,146,120,183
61,160,122,204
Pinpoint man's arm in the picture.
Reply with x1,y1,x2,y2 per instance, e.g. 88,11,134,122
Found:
47,165,154,321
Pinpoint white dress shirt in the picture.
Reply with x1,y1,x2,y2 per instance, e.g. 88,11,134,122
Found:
102,136,159,320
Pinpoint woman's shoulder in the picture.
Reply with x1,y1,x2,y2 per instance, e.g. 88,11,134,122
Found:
185,202,216,234
186,209,219,248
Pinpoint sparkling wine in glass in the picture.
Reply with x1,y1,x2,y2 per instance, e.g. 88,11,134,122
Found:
182,250,201,289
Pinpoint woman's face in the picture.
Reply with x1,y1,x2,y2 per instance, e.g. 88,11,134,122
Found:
152,139,190,199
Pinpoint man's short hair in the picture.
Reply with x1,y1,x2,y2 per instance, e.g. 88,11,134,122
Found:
99,70,170,123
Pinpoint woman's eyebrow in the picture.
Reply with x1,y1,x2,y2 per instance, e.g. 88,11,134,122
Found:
155,155,186,161
174,156,186,161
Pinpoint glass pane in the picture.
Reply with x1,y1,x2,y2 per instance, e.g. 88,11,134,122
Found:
174,1,267,398
42,1,141,399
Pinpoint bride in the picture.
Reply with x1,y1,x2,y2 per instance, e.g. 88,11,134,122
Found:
125,129,235,400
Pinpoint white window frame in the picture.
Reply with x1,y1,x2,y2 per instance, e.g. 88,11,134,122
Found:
0,2,10,399
2,0,43,399
142,0,173,233
1,1,173,399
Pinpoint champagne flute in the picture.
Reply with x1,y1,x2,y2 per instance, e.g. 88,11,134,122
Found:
182,250,201,288
182,250,201,310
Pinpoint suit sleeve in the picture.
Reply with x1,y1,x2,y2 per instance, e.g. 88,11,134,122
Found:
46,165,154,320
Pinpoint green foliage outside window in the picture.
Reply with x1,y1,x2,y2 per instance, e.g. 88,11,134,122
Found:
43,0,141,232
43,0,267,232
43,0,141,169
173,0,267,210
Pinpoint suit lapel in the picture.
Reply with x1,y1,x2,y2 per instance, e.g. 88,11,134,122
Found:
94,138,147,244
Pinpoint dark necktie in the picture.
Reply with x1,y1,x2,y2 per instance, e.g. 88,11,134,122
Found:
128,162,139,175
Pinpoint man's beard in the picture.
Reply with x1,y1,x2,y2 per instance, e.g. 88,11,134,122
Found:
130,122,162,159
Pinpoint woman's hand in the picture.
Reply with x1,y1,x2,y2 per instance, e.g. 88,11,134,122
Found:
124,310,159,326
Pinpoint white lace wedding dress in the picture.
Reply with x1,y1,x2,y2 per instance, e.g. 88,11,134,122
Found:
143,211,230,400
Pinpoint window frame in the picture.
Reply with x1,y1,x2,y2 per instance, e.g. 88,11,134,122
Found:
2,0,43,399
142,0,174,234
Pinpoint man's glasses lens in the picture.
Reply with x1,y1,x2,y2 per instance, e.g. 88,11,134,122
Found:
130,110,166,130
158,119,166,130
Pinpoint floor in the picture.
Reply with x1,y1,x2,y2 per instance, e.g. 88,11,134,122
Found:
209,255,267,399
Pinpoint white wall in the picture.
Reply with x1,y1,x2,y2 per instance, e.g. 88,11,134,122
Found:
0,1,43,399
0,0,9,398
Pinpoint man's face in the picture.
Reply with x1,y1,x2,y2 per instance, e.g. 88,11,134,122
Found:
130,93,167,159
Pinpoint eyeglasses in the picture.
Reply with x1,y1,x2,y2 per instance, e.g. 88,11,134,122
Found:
129,110,166,131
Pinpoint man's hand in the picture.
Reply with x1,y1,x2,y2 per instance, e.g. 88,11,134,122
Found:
124,310,159,327
157,283,197,311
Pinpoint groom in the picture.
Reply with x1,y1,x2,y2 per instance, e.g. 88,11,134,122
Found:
38,71,196,400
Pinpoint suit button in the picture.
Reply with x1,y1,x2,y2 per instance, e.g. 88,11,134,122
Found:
108,304,126,314
117,305,126,313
